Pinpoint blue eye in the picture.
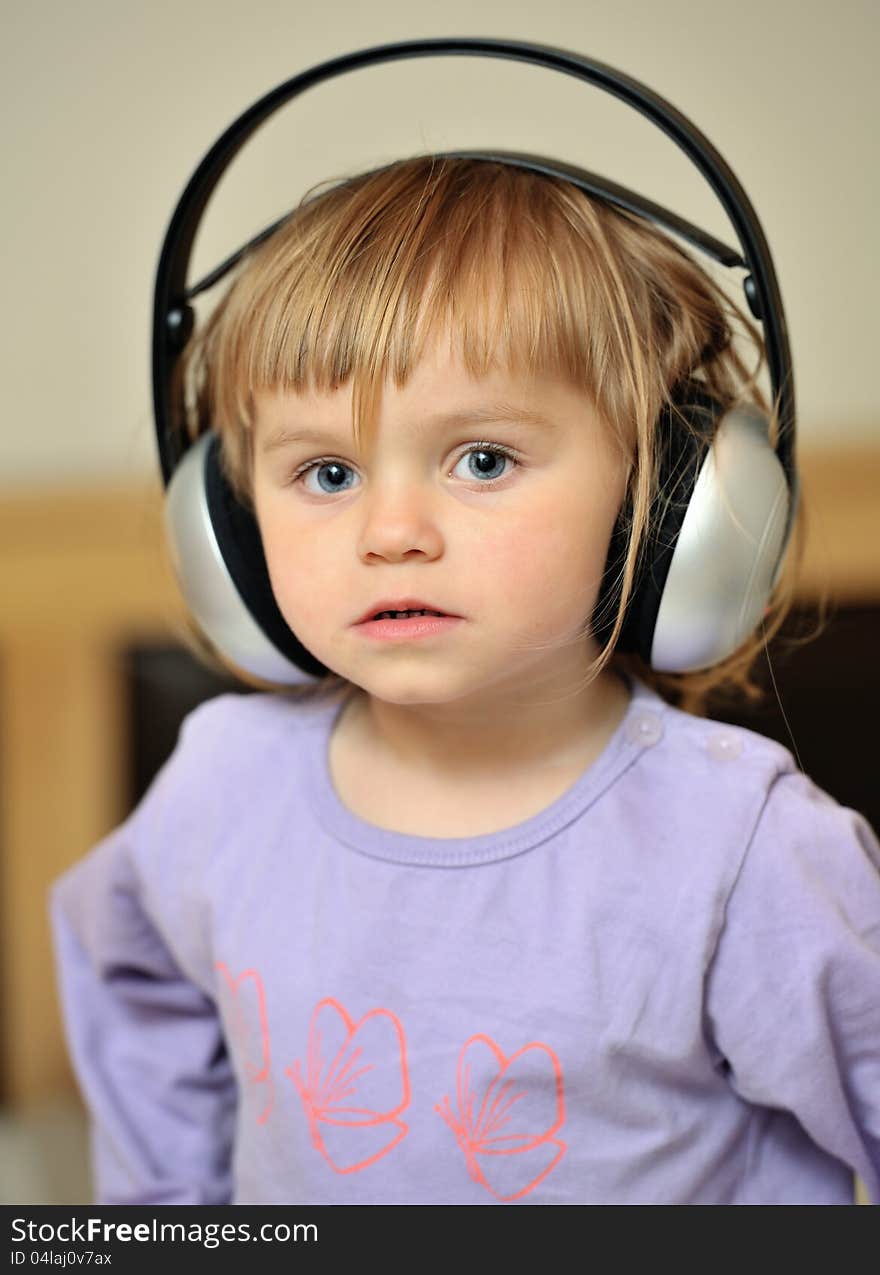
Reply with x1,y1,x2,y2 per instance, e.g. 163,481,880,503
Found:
450,445,517,484
297,460,358,496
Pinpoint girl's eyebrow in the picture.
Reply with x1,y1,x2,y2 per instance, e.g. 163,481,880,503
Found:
260,404,555,452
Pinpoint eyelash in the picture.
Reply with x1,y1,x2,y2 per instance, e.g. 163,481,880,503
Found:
288,441,521,494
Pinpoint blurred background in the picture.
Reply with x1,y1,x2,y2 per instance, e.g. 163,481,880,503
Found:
1,0,877,1205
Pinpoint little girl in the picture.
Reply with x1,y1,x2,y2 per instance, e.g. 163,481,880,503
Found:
51,151,880,1205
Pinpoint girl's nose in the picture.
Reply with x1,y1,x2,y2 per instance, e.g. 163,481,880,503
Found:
356,478,445,562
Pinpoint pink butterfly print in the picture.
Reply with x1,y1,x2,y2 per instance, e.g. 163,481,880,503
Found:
287,997,410,1174
436,1033,566,1201
215,963,274,1124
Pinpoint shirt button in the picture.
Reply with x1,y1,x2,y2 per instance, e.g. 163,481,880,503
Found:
626,711,663,748
707,731,743,761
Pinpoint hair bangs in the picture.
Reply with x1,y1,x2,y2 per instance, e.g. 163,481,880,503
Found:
208,158,637,457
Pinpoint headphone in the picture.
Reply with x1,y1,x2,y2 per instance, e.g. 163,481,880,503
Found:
153,37,798,683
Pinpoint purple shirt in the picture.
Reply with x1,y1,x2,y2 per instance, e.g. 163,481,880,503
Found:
50,675,880,1204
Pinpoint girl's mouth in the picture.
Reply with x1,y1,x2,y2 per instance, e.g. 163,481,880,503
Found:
355,613,464,641
372,608,446,620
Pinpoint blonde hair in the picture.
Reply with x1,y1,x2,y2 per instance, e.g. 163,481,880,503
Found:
176,155,813,716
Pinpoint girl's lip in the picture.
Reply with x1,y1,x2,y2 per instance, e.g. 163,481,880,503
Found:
355,600,457,624
355,614,464,641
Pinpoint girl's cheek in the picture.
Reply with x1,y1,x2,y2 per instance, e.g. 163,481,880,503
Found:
477,500,582,572
468,518,537,575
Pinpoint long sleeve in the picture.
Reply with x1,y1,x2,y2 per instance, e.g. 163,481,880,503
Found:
703,769,880,1203
50,719,238,1205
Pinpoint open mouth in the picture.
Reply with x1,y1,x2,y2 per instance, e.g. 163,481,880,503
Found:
371,609,447,620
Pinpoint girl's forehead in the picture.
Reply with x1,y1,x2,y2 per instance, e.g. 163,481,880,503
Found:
252,368,618,478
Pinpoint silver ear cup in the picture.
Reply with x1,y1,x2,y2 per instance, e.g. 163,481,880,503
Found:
650,405,790,673
164,433,319,685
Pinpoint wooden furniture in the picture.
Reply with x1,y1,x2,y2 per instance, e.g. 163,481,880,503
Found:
0,488,186,1105
1,447,879,1108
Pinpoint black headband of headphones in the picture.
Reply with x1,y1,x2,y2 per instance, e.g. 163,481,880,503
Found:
152,36,797,528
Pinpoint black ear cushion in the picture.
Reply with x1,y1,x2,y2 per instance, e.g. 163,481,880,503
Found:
591,389,717,663
204,435,330,679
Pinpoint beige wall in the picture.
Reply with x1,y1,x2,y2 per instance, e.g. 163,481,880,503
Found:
3,0,877,489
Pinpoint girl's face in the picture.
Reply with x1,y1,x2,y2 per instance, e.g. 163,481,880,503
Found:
251,332,629,711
